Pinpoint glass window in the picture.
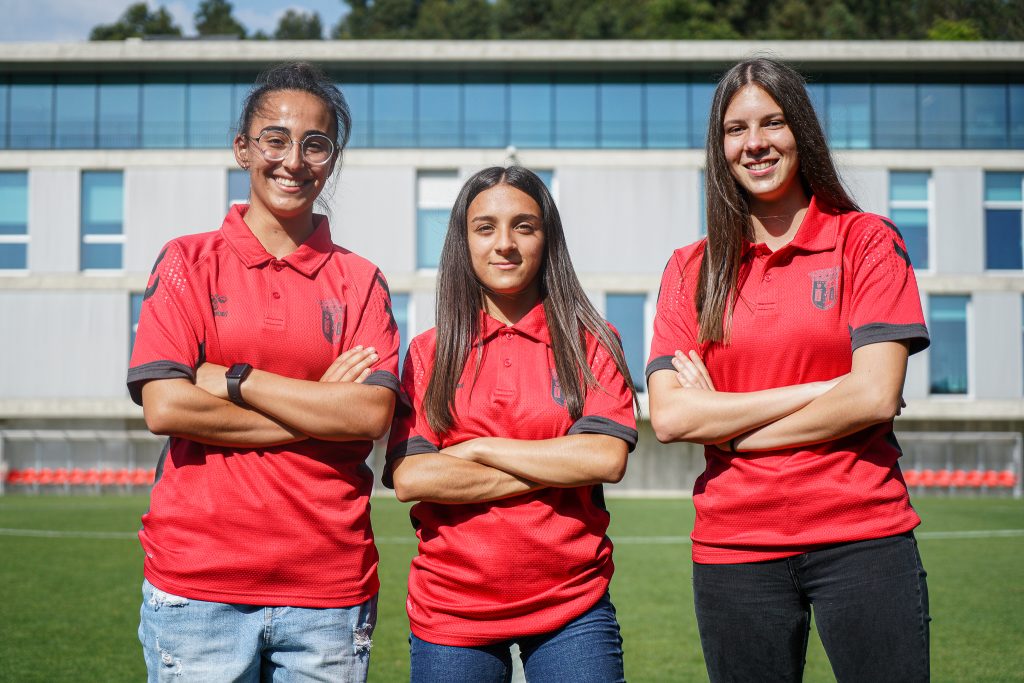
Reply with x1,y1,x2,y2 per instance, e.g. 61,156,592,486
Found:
889,171,930,270
929,295,969,395
599,80,642,149
98,76,140,148
55,76,97,149
964,84,1007,149
919,84,962,149
510,77,552,148
416,171,460,269
372,79,415,147
9,77,53,149
81,171,124,271
419,78,461,147
827,84,871,149
142,78,186,148
340,78,370,148
1011,85,1024,149
645,79,688,149
464,78,507,148
984,172,1023,270
698,169,706,236
555,77,597,148
534,169,554,192
806,83,827,132
390,292,411,368
227,169,249,209
188,77,233,148
0,81,8,149
689,82,715,148
605,293,647,392
130,292,144,356
0,172,29,270
873,84,916,148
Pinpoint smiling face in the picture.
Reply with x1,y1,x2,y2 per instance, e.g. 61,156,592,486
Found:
722,84,804,212
233,89,337,230
466,183,546,318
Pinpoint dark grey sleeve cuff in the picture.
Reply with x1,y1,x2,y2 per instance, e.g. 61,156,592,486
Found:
382,436,440,489
363,370,401,394
127,361,195,406
645,355,675,379
568,416,639,453
851,323,930,355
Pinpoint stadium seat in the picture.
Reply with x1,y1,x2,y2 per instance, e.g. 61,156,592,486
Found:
83,468,100,486
99,469,117,486
18,468,39,486
115,468,132,486
920,469,937,487
997,470,1017,488
950,469,968,487
965,470,984,488
982,470,1000,488
69,468,87,486
37,468,55,485
903,469,920,486
5,468,25,485
52,468,70,485
935,469,952,487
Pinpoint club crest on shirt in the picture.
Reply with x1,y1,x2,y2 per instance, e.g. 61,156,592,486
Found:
320,299,346,343
808,266,840,311
210,294,228,317
551,370,565,407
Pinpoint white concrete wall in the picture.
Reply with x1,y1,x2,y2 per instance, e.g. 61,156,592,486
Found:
28,169,80,273
933,168,984,275
973,291,1023,399
842,167,887,215
330,166,416,273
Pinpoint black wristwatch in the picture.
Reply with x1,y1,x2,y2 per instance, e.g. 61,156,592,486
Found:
225,363,253,406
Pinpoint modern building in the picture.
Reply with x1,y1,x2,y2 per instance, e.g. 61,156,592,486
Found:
1,40,1022,493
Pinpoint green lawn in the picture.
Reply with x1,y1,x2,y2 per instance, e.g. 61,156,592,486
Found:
0,496,1021,682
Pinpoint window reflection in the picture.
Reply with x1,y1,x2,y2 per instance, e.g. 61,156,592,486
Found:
10,77,53,149
554,77,597,148
929,295,969,395
984,172,1023,271
419,79,461,147
0,172,29,270
56,76,97,149
142,78,186,148
605,293,647,392
873,84,916,149
965,84,1007,149
188,77,233,148
828,84,871,149
600,81,643,148
510,77,552,148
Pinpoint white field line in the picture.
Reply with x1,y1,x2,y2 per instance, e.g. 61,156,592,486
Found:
1,528,1023,542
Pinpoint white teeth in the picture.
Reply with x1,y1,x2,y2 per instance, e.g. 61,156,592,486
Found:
748,161,774,171
275,177,302,187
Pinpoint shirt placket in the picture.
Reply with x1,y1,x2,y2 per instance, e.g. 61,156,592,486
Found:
493,327,517,401
265,259,286,328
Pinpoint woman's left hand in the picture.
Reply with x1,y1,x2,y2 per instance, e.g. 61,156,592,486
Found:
195,362,229,400
441,439,485,463
672,350,716,391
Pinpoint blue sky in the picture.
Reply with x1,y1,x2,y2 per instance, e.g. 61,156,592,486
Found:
1,0,349,42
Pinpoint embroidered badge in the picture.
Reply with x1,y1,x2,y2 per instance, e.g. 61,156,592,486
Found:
551,369,565,407
320,299,346,343
808,266,840,311
210,294,228,317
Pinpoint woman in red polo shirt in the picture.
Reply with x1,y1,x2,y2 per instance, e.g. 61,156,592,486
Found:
648,58,931,682
128,63,398,682
387,166,638,682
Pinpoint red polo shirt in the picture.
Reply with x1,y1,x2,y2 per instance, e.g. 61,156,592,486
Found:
127,204,399,607
386,302,637,646
647,197,929,564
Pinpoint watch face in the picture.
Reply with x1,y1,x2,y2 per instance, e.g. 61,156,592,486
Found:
227,363,251,379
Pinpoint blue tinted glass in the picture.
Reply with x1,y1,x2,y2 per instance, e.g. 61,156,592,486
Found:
827,84,871,149
891,208,929,269
227,169,249,208
390,292,410,367
417,208,449,269
82,171,123,235
464,80,507,148
10,77,54,149
873,84,916,148
232,78,254,133
690,82,714,148
985,172,1023,202
891,171,929,201
964,84,1007,148
1011,85,1024,149
605,293,647,392
142,79,186,148
0,244,27,269
419,80,461,147
919,85,962,148
534,169,553,189
985,209,1022,270
81,243,123,270
600,81,642,148
130,292,144,354
55,77,97,149
372,80,415,147
0,172,28,234
698,169,706,236
98,76,140,148
645,80,688,148
188,78,233,148
929,295,968,394
555,78,597,148
510,78,552,148
340,79,370,147
0,81,7,149
806,83,827,132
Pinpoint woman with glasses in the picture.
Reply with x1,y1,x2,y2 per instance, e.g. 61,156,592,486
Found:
647,57,931,682
127,62,399,682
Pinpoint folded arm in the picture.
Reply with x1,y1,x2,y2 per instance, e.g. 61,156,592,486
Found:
390,452,544,504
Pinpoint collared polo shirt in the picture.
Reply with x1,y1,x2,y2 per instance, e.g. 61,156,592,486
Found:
386,301,637,646
127,204,399,607
647,197,929,564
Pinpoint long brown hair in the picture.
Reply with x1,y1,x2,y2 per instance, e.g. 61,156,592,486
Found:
424,166,637,435
698,57,859,343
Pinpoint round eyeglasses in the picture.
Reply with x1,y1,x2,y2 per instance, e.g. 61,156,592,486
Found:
247,130,336,166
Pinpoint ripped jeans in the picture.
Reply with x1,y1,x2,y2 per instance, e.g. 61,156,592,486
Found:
139,579,377,683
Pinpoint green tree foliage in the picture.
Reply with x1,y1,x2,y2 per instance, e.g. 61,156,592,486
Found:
194,0,247,38
275,9,324,39
89,2,182,40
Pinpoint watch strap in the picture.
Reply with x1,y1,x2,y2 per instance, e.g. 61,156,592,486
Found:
226,363,253,406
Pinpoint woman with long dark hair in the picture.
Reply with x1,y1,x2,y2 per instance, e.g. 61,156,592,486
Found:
386,166,637,682
127,62,398,681
648,57,931,682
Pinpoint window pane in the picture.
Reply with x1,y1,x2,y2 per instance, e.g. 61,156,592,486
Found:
0,243,27,269
130,292,144,354
390,292,410,367
605,293,647,392
929,295,968,395
890,171,929,202
419,79,461,147
646,79,688,149
0,172,28,235
919,85,962,148
188,77,233,148
806,83,827,133
82,171,123,235
510,77,552,148
464,79,507,148
55,76,97,149
10,77,54,149
891,208,929,269
98,76,140,148
985,172,1023,202
534,169,553,190
985,209,1022,270
689,82,715,148
873,84,916,148
600,81,642,148
340,79,370,148
827,84,871,149
698,169,706,236
142,78,186,148
554,78,597,148
964,84,1007,149
372,79,415,147
227,169,249,208
1011,85,1024,149
0,81,8,149
81,243,123,270
417,208,449,269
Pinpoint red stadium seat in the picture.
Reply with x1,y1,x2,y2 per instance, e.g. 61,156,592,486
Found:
950,469,967,488
934,469,952,487
18,468,39,486
99,469,117,486
903,469,920,486
69,468,87,486
146,468,156,484
115,468,132,486
997,470,1017,488
965,470,984,488
5,468,25,485
52,468,70,485
982,470,1000,488
83,468,100,485
920,469,937,487
37,468,55,485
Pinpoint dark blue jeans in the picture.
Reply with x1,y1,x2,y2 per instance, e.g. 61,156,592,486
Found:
693,532,930,683
409,592,625,683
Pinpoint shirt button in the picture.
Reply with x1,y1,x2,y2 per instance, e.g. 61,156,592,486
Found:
504,359,512,367
505,332,513,340
764,273,772,282
272,261,284,271
272,292,281,299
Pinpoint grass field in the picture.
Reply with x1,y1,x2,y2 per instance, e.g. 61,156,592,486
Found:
0,495,1021,682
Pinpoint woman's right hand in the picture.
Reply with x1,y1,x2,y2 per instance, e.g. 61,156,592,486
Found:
319,346,378,383
672,350,716,391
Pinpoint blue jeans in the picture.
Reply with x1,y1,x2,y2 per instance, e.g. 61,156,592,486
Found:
139,579,377,683
693,532,930,683
409,592,625,683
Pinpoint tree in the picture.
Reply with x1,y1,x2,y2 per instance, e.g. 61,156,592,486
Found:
333,0,420,38
194,0,247,38
275,9,324,39
492,0,553,39
90,3,182,40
